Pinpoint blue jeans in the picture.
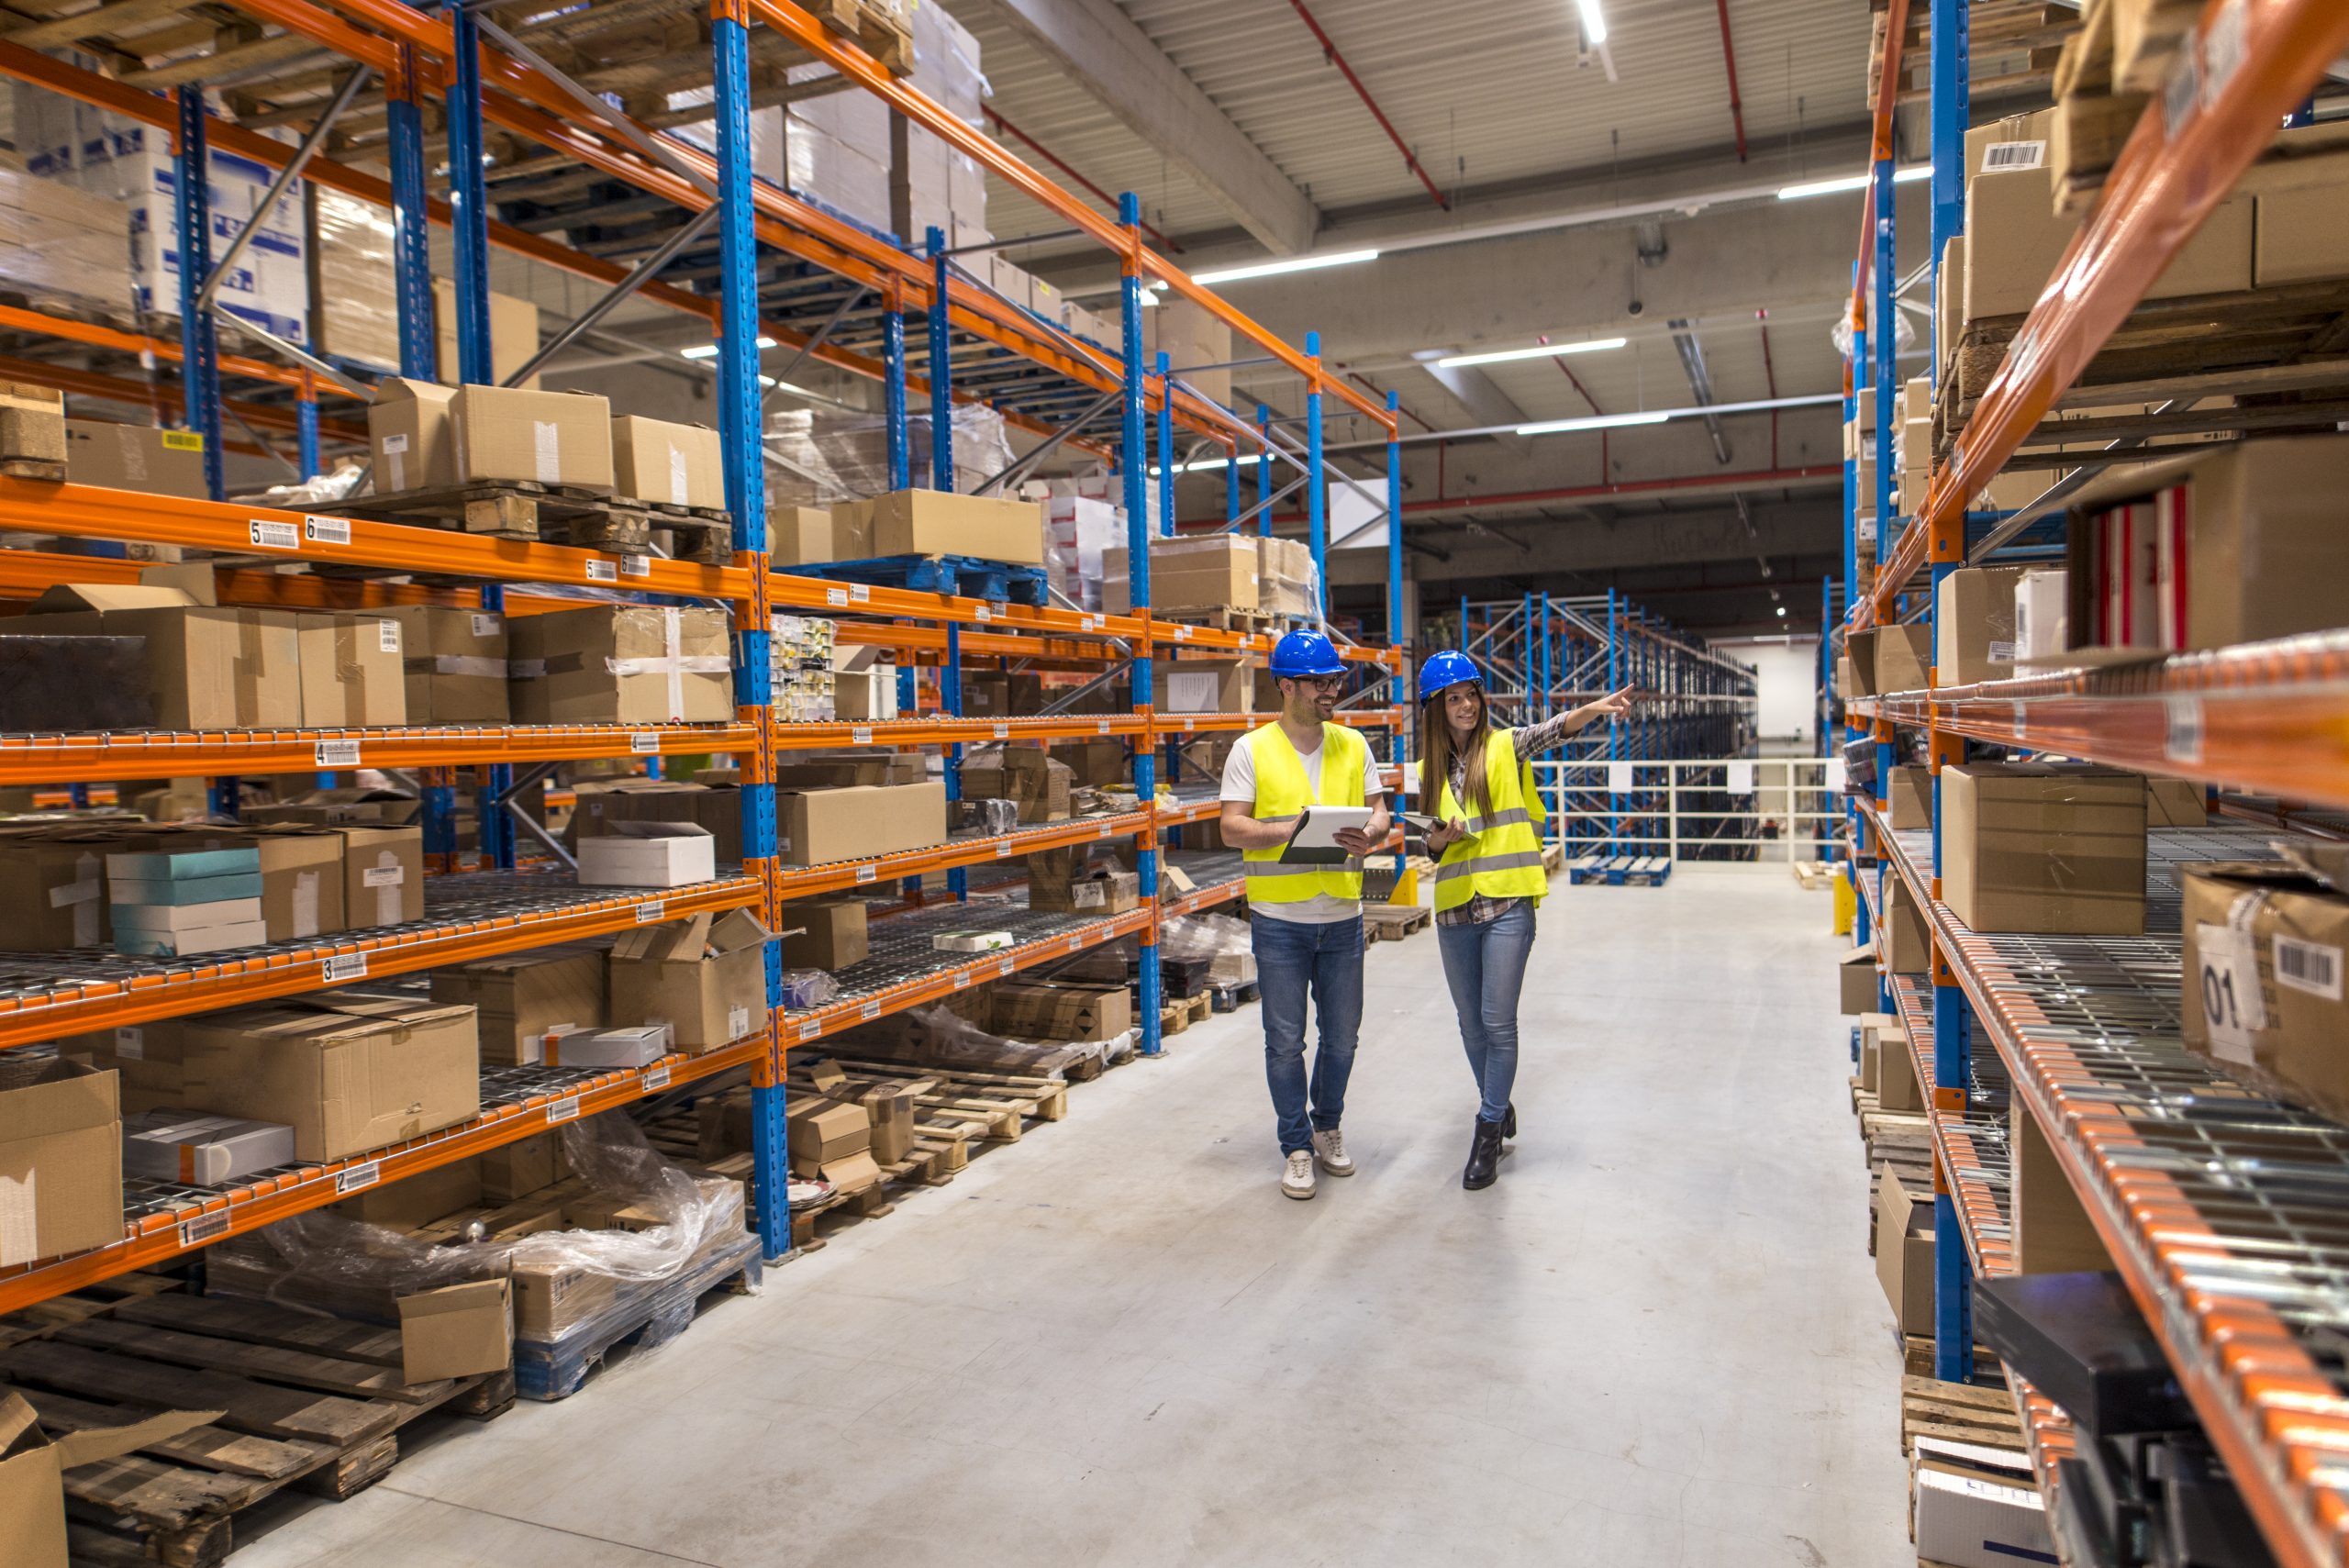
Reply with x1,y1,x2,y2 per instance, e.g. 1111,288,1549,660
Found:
1436,901,1536,1124
1252,914,1364,1156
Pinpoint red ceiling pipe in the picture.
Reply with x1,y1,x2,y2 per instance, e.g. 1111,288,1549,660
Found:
983,107,1182,251
1715,0,1749,161
1349,371,1436,432
1282,0,1450,212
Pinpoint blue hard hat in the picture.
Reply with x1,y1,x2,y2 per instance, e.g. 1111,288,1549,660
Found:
1269,628,1346,680
1418,650,1483,698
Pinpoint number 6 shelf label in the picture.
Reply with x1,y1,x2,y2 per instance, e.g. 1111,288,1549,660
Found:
2195,919,2266,1064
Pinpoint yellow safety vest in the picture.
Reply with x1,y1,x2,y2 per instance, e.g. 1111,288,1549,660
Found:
1432,729,1549,912
1240,721,1369,906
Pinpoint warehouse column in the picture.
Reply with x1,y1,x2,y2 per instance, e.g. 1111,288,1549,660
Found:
1120,194,1162,1059
1155,352,1174,537
883,285,910,493
385,42,436,382
1226,439,1241,526
173,88,224,506
1254,404,1273,538
1305,334,1326,622
1385,391,1403,661
714,0,788,1261
926,227,952,493
297,375,320,482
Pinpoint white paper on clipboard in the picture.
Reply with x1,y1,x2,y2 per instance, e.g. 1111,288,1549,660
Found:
1286,806,1374,850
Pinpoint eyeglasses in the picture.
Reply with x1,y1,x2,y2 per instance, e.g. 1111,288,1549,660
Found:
1288,675,1347,692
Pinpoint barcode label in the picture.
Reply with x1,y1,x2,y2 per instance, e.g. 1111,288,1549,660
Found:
1174,624,1190,640
997,958,1014,976
316,740,361,768
855,864,877,883
860,1000,881,1020
2011,701,2027,737
1066,935,1083,952
1082,615,1101,631
472,614,502,637
974,605,990,622
1183,718,1197,732
852,727,873,745
642,1063,672,1090
827,587,848,606
2162,42,2201,138
1098,825,1113,838
635,900,663,923
851,584,870,602
2165,695,2205,764
335,1162,380,1195
305,515,351,545
1097,720,1111,734
1981,139,2045,172
584,558,618,583
378,619,401,652
953,969,972,989
797,1018,823,1041
2276,937,2343,1002
629,731,662,754
621,554,651,578
546,1096,580,1123
250,519,299,550
322,952,367,982
996,842,1012,857
994,723,1009,739
180,1211,231,1248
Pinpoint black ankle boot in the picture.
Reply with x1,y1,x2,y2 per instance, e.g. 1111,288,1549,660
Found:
1502,1102,1517,1140
1463,1117,1504,1190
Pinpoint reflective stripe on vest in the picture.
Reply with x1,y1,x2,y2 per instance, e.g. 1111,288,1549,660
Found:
1240,721,1368,904
1432,729,1550,912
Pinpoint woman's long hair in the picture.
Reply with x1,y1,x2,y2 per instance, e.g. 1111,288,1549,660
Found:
1419,684,1493,821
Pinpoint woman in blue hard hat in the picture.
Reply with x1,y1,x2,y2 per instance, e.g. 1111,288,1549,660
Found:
1417,650,1635,1190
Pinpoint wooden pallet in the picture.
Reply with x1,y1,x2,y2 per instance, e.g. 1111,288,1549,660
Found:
1,1285,511,1565
513,1234,762,1401
1793,859,1836,890
1155,604,1275,634
340,479,734,560
1900,1373,2027,1458
1364,903,1430,940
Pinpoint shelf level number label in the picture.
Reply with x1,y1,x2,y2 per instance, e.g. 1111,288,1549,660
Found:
179,1211,232,1249
797,1018,823,1041
629,731,662,755
994,723,1009,740
855,864,877,884
852,727,873,745
584,559,618,583
2164,695,2205,765
304,516,351,546
635,900,664,923
997,958,1015,976
621,554,651,578
250,519,300,550
641,1064,672,1091
826,587,848,606
335,1162,381,1195
546,1096,581,1124
322,952,367,983
315,740,362,769
860,1000,882,1020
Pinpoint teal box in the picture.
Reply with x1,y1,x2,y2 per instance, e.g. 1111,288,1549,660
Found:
106,848,262,882
107,873,265,906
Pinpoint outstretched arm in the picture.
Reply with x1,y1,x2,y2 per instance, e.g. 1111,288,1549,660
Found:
1515,685,1638,754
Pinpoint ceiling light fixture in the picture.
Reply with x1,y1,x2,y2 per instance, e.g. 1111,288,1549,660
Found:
680,337,776,360
1190,250,1379,287
1777,165,1931,202
1514,410,1669,437
1437,336,1626,369
1575,0,1609,46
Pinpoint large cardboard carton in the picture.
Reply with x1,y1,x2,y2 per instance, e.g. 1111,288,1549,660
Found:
958,747,1071,824
769,753,927,790
231,825,347,943
2254,161,2349,286
1840,943,1880,1014
511,1257,618,1340
1154,657,1253,716
367,378,459,493
832,488,1044,565
862,1082,919,1164
0,826,153,950
1940,763,2145,935
777,898,868,971
1887,765,1932,830
989,981,1132,1043
1869,623,1931,696
2010,1100,2110,1273
61,1018,187,1116
431,279,541,388
296,613,408,727
397,1277,513,1382
2144,776,2207,828
769,505,832,565
611,416,724,510
774,780,947,867
0,1393,217,1568
431,947,606,1067
0,1064,122,1267
450,385,613,492
335,825,424,928
61,419,207,497
381,606,509,724
480,1134,562,1203
509,606,733,725
787,1096,872,1183
2181,858,2349,1123
608,909,773,1052
1884,874,1932,975
180,991,480,1162
571,779,743,864
1873,1170,1934,1335
24,587,300,730
1933,566,2028,686
1105,537,1260,614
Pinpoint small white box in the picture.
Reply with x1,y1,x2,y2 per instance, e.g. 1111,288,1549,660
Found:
1911,1463,2054,1568
548,1023,674,1069
577,823,718,887
122,1111,296,1184
932,929,1014,953
2016,569,2069,662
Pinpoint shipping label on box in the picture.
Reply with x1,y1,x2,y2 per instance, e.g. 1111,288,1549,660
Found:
297,614,408,727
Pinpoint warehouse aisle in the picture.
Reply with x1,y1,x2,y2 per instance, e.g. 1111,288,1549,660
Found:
239,868,1904,1568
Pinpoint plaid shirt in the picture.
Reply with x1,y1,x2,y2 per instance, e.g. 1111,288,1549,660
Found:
1433,711,1579,927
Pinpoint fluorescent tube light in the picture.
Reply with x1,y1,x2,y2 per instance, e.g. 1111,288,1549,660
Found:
1191,250,1378,287
1777,165,1931,201
1148,452,1266,477
1575,0,1609,47
680,336,776,360
1514,411,1669,437
1437,336,1625,369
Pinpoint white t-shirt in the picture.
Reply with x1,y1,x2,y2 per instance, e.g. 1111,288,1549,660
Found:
1219,726,1387,924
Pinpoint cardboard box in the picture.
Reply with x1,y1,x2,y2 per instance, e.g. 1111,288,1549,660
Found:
769,753,928,790
368,378,459,493
611,416,723,509
777,898,868,971
2015,569,2068,660
1912,1462,2056,1568
769,505,832,565
338,1157,482,1230
788,1096,874,1181
1966,165,2250,321
831,488,1044,565
397,1276,513,1383
450,385,613,492
511,1258,618,1340
121,1110,294,1185
1964,109,2055,182
1873,1170,1934,1335
570,780,743,866
480,1134,561,1203
1885,875,1932,975
1887,766,1932,830
61,1018,187,1116
861,1082,919,1164
23,588,300,730
1868,623,1930,696
608,908,772,1052
296,613,408,727
2144,776,2207,828
61,420,208,497
2009,1098,2110,1273
1940,763,2145,935
0,1393,216,1568
775,780,947,867
547,1023,672,1068
0,827,150,950
1933,566,2028,687
336,825,424,928
959,747,1072,824
509,606,733,725
1106,537,1260,614
578,822,718,887
1839,943,1879,1014
431,279,541,388
990,981,1132,1042
1876,1023,1921,1114
834,665,898,721
2181,859,2349,1122
231,826,347,943
2256,175,2349,286
1155,657,1253,716
381,606,509,724
0,1064,122,1267
180,991,481,1162
1052,737,1130,787
431,947,606,1067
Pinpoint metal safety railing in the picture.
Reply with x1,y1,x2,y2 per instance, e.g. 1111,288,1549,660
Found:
1529,756,1839,863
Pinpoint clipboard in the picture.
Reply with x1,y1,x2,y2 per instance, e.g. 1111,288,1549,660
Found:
1397,811,1447,836
1279,806,1373,864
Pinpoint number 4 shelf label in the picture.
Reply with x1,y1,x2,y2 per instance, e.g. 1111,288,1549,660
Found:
315,740,362,768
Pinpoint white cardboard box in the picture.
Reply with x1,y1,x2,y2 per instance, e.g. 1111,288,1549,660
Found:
2016,569,2069,662
576,823,718,887
547,1023,673,1069
121,1111,295,1184
1911,1462,2054,1568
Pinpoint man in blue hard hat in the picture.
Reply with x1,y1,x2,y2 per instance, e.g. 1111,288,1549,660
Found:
1219,628,1391,1200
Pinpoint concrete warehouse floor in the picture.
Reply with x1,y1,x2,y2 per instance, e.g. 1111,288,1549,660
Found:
239,867,1907,1568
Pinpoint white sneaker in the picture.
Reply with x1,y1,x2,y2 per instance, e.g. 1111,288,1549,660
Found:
1282,1150,1318,1200
1312,1128,1355,1177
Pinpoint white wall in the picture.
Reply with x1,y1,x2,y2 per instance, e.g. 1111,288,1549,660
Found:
1718,635,1821,755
